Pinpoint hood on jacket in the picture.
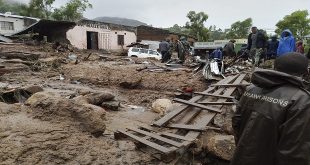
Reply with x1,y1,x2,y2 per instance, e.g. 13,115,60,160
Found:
281,29,293,38
251,68,306,89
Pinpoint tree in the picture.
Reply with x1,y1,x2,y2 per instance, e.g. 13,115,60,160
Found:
208,25,226,41
275,10,310,39
185,11,209,41
26,0,55,19
0,0,29,15
52,0,92,21
167,24,183,33
226,18,252,39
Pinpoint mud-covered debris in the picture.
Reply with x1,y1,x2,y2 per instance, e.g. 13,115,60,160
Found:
23,85,43,94
85,92,115,105
101,101,120,111
120,79,142,89
206,135,235,161
25,91,106,135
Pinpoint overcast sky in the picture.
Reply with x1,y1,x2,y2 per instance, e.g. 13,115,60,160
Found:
17,0,310,31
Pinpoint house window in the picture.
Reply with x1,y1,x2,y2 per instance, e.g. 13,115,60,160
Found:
118,35,124,45
0,21,14,30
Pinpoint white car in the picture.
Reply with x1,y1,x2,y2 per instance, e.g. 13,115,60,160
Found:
128,47,162,60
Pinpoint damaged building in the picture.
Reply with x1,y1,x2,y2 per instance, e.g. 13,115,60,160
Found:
0,12,39,36
137,25,197,44
66,19,137,52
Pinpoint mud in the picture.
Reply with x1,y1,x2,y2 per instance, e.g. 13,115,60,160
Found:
0,43,210,164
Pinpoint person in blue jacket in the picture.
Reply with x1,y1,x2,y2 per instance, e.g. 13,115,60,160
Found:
210,47,223,60
277,29,296,56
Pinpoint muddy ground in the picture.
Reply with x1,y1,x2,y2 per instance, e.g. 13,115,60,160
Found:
0,43,217,164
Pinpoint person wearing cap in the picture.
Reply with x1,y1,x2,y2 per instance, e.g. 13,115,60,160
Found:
231,52,310,165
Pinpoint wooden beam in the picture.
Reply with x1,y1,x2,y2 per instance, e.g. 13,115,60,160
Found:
127,128,184,147
197,101,236,105
159,132,195,141
184,73,247,140
173,98,222,113
116,130,173,154
152,75,238,127
194,92,235,99
210,83,251,87
167,124,221,131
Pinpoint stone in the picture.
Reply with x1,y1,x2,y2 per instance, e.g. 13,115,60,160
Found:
25,91,106,135
119,79,142,89
213,105,236,135
206,135,236,161
151,99,172,115
85,92,115,105
101,101,120,111
73,95,89,105
23,85,44,94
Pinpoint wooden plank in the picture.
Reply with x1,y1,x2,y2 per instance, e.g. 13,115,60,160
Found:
210,83,250,87
194,92,235,99
117,130,173,154
173,98,221,113
185,74,248,140
197,101,236,105
153,75,239,127
168,124,221,131
173,88,226,125
159,132,195,141
127,128,183,147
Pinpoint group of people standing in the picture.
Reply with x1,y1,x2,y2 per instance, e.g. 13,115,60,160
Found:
159,37,190,63
247,26,307,66
231,28,310,165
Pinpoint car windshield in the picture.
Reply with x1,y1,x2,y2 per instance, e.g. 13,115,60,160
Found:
139,49,148,53
132,48,139,52
148,50,158,55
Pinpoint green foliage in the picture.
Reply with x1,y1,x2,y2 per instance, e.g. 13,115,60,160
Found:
185,11,209,41
0,0,91,21
0,0,29,15
208,25,226,41
275,10,310,39
226,18,252,39
52,0,92,21
24,0,55,19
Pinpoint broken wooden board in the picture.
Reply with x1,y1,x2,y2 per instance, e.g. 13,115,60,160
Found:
152,74,239,127
194,92,235,99
173,98,221,113
115,74,249,162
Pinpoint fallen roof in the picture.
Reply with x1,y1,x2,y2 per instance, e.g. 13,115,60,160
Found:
11,19,76,36
0,13,40,22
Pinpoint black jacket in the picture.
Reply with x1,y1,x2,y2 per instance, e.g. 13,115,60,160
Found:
247,31,267,50
231,69,310,165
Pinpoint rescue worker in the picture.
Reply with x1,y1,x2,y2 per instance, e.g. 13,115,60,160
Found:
159,39,170,63
267,35,279,59
177,37,188,63
223,39,236,57
210,47,223,60
246,27,267,66
277,29,296,56
231,52,310,165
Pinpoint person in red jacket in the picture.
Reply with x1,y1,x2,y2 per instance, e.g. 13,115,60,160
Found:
296,41,305,54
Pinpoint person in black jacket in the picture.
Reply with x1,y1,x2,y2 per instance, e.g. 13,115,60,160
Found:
231,52,310,165
246,27,267,66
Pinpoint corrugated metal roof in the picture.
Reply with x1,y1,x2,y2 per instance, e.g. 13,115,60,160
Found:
0,13,40,21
